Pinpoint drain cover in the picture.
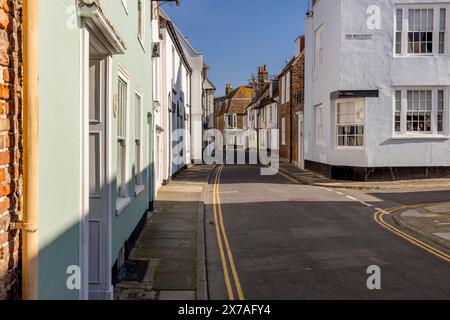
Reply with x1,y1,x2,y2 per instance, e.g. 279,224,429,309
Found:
118,260,149,282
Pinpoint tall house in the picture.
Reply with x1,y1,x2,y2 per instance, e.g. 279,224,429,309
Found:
305,0,450,180
277,37,305,166
35,0,154,299
214,85,253,148
202,64,216,132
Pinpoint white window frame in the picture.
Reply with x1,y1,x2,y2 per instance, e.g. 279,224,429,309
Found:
225,114,237,129
394,5,448,57
116,65,131,214
315,25,324,68
137,0,146,50
315,104,324,145
134,88,145,196
335,98,365,149
393,87,449,138
281,117,286,145
286,71,291,103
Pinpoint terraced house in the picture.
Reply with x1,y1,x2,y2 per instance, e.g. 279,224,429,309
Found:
30,0,154,300
214,84,253,148
305,0,450,180
277,36,305,167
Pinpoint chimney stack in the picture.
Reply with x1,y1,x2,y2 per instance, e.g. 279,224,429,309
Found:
225,83,233,95
257,65,269,86
295,35,305,57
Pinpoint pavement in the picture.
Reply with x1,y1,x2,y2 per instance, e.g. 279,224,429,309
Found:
279,161,450,190
115,165,214,300
205,165,450,299
393,203,450,250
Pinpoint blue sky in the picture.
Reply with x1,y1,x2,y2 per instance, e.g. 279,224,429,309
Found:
164,0,309,96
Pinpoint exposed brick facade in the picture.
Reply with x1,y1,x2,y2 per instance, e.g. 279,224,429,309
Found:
0,0,22,300
214,86,252,145
278,51,305,164
291,53,305,165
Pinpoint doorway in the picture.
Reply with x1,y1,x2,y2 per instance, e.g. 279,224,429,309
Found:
298,112,305,169
87,36,112,300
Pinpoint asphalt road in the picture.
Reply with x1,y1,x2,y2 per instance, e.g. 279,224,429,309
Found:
205,165,450,300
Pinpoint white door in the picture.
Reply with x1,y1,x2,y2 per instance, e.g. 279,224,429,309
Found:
88,51,110,299
298,113,305,169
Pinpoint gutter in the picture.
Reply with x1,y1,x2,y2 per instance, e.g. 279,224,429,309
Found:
21,0,40,300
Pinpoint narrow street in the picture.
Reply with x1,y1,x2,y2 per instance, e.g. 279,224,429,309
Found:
205,165,450,300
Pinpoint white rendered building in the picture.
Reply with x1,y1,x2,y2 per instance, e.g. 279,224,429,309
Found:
305,0,450,180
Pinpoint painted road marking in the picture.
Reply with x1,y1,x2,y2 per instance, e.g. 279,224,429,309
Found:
213,165,245,300
278,171,300,184
216,165,245,300
277,169,449,264
374,208,450,263
212,165,234,300
360,201,374,207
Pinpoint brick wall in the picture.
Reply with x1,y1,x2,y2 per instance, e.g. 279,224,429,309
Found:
0,0,22,300
278,52,305,165
278,101,291,162
291,54,305,165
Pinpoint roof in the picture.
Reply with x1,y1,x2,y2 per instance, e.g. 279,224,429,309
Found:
276,50,304,79
215,86,253,116
203,77,216,91
159,10,192,73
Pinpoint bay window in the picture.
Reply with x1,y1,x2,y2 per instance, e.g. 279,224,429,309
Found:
394,88,447,135
395,6,447,55
336,100,364,147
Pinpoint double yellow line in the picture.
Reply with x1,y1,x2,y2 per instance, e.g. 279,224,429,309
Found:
278,170,300,184
374,207,450,263
213,165,245,300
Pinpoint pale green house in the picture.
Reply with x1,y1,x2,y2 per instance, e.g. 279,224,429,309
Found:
38,0,154,299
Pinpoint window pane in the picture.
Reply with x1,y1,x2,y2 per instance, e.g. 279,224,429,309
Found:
118,78,127,139
135,94,142,139
441,8,447,30
406,90,432,132
408,8,435,54
397,9,403,31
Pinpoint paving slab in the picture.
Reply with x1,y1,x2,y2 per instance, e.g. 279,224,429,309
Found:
159,291,196,300
279,161,450,190
393,203,450,250
115,165,214,300
433,232,450,241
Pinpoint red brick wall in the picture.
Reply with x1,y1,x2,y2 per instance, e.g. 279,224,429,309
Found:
291,54,305,165
278,53,305,165
0,0,22,300
278,101,291,162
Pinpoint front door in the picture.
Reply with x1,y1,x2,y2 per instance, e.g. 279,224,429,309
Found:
88,53,110,298
298,113,305,169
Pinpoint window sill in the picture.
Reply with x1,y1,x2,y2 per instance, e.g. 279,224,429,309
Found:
391,134,449,140
394,54,446,59
336,146,365,150
116,197,131,216
135,185,145,196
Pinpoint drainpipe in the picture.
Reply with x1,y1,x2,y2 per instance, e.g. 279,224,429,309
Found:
22,0,39,300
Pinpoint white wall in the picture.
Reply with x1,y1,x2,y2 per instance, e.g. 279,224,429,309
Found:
305,0,344,165
305,0,450,168
160,24,190,176
175,27,204,163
